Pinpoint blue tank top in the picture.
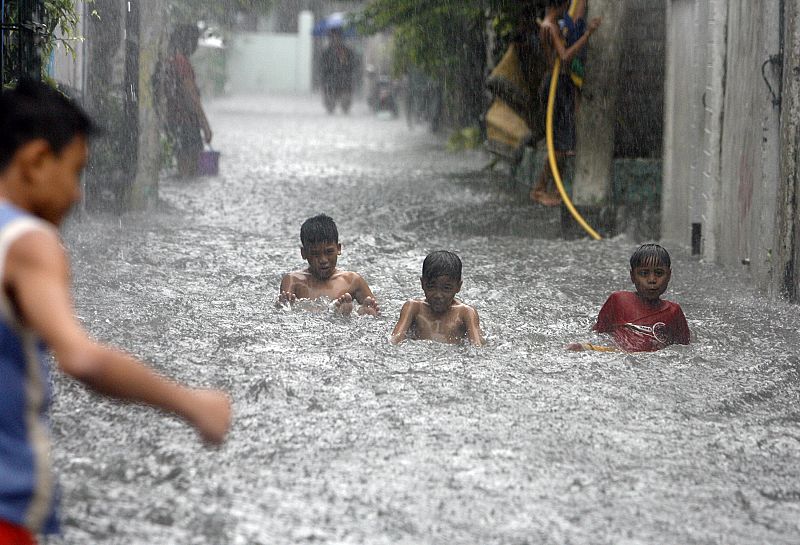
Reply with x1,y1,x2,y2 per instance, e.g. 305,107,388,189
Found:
0,203,59,534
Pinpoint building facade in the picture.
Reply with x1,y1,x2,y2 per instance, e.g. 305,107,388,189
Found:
662,0,800,300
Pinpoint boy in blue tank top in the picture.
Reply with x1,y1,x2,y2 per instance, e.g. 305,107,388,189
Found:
0,80,232,543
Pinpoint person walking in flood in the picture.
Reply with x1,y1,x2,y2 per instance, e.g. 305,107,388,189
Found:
0,80,231,544
278,214,379,316
320,28,357,114
163,24,212,177
391,251,484,346
531,0,601,206
568,244,691,352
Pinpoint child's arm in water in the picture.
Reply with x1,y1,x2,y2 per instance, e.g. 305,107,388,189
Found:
462,306,484,347
277,273,298,307
7,229,231,445
390,300,417,344
566,342,617,352
352,274,380,316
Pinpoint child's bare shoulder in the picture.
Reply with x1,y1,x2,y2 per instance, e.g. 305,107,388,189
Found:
402,297,426,311
283,269,312,282
337,270,366,282
455,301,479,319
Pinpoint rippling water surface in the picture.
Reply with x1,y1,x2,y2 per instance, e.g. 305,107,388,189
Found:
50,96,800,544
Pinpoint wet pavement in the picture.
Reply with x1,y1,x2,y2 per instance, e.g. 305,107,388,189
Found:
50,95,800,544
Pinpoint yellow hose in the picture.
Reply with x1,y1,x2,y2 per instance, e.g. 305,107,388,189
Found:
545,1,602,240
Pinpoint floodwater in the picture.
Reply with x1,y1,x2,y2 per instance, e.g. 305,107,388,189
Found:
50,95,800,544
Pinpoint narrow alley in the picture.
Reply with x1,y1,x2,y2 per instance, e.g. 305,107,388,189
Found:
53,95,800,544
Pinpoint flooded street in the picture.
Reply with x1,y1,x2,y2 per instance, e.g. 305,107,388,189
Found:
52,95,800,544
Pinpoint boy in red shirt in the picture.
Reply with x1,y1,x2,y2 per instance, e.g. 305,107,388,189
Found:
569,244,690,352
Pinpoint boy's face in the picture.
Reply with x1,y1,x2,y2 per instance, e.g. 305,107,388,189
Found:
421,275,462,314
27,135,87,225
301,241,341,280
630,261,671,302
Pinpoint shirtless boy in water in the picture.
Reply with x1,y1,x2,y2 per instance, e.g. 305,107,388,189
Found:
278,214,379,316
391,251,483,346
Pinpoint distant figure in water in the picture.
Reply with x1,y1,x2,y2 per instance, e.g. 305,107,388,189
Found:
568,244,690,352
391,251,484,346
278,214,379,316
0,80,230,543
162,24,212,177
320,27,357,114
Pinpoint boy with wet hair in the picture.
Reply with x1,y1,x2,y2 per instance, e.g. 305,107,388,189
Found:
391,250,483,346
569,243,690,352
278,214,379,316
0,80,230,543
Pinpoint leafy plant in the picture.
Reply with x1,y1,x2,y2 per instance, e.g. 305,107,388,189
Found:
356,0,548,129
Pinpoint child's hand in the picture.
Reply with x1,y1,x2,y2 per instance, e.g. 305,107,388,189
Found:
565,342,586,351
187,389,232,445
358,296,380,317
333,293,354,316
588,17,601,33
278,291,297,307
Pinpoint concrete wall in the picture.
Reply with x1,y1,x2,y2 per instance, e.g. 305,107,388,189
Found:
662,0,798,299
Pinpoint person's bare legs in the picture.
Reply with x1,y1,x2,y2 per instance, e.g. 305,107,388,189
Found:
340,91,352,114
530,152,567,206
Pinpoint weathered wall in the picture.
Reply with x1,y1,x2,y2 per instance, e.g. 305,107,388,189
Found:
715,1,767,268
777,0,800,300
662,0,798,299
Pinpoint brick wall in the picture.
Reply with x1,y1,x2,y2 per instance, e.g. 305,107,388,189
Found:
613,0,666,158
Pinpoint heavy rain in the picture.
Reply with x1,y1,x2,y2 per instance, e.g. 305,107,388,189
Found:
2,0,800,544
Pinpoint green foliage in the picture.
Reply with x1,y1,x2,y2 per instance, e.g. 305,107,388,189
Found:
166,0,274,28
358,1,484,79
356,0,547,129
1,0,82,84
447,126,482,152
44,0,81,56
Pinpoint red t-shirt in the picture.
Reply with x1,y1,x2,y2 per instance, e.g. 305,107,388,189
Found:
0,519,37,545
593,291,690,352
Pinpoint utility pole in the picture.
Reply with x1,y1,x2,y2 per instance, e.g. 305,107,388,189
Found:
572,0,628,231
130,0,165,209
778,0,800,300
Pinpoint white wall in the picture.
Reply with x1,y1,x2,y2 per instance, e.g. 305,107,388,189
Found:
226,10,313,94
